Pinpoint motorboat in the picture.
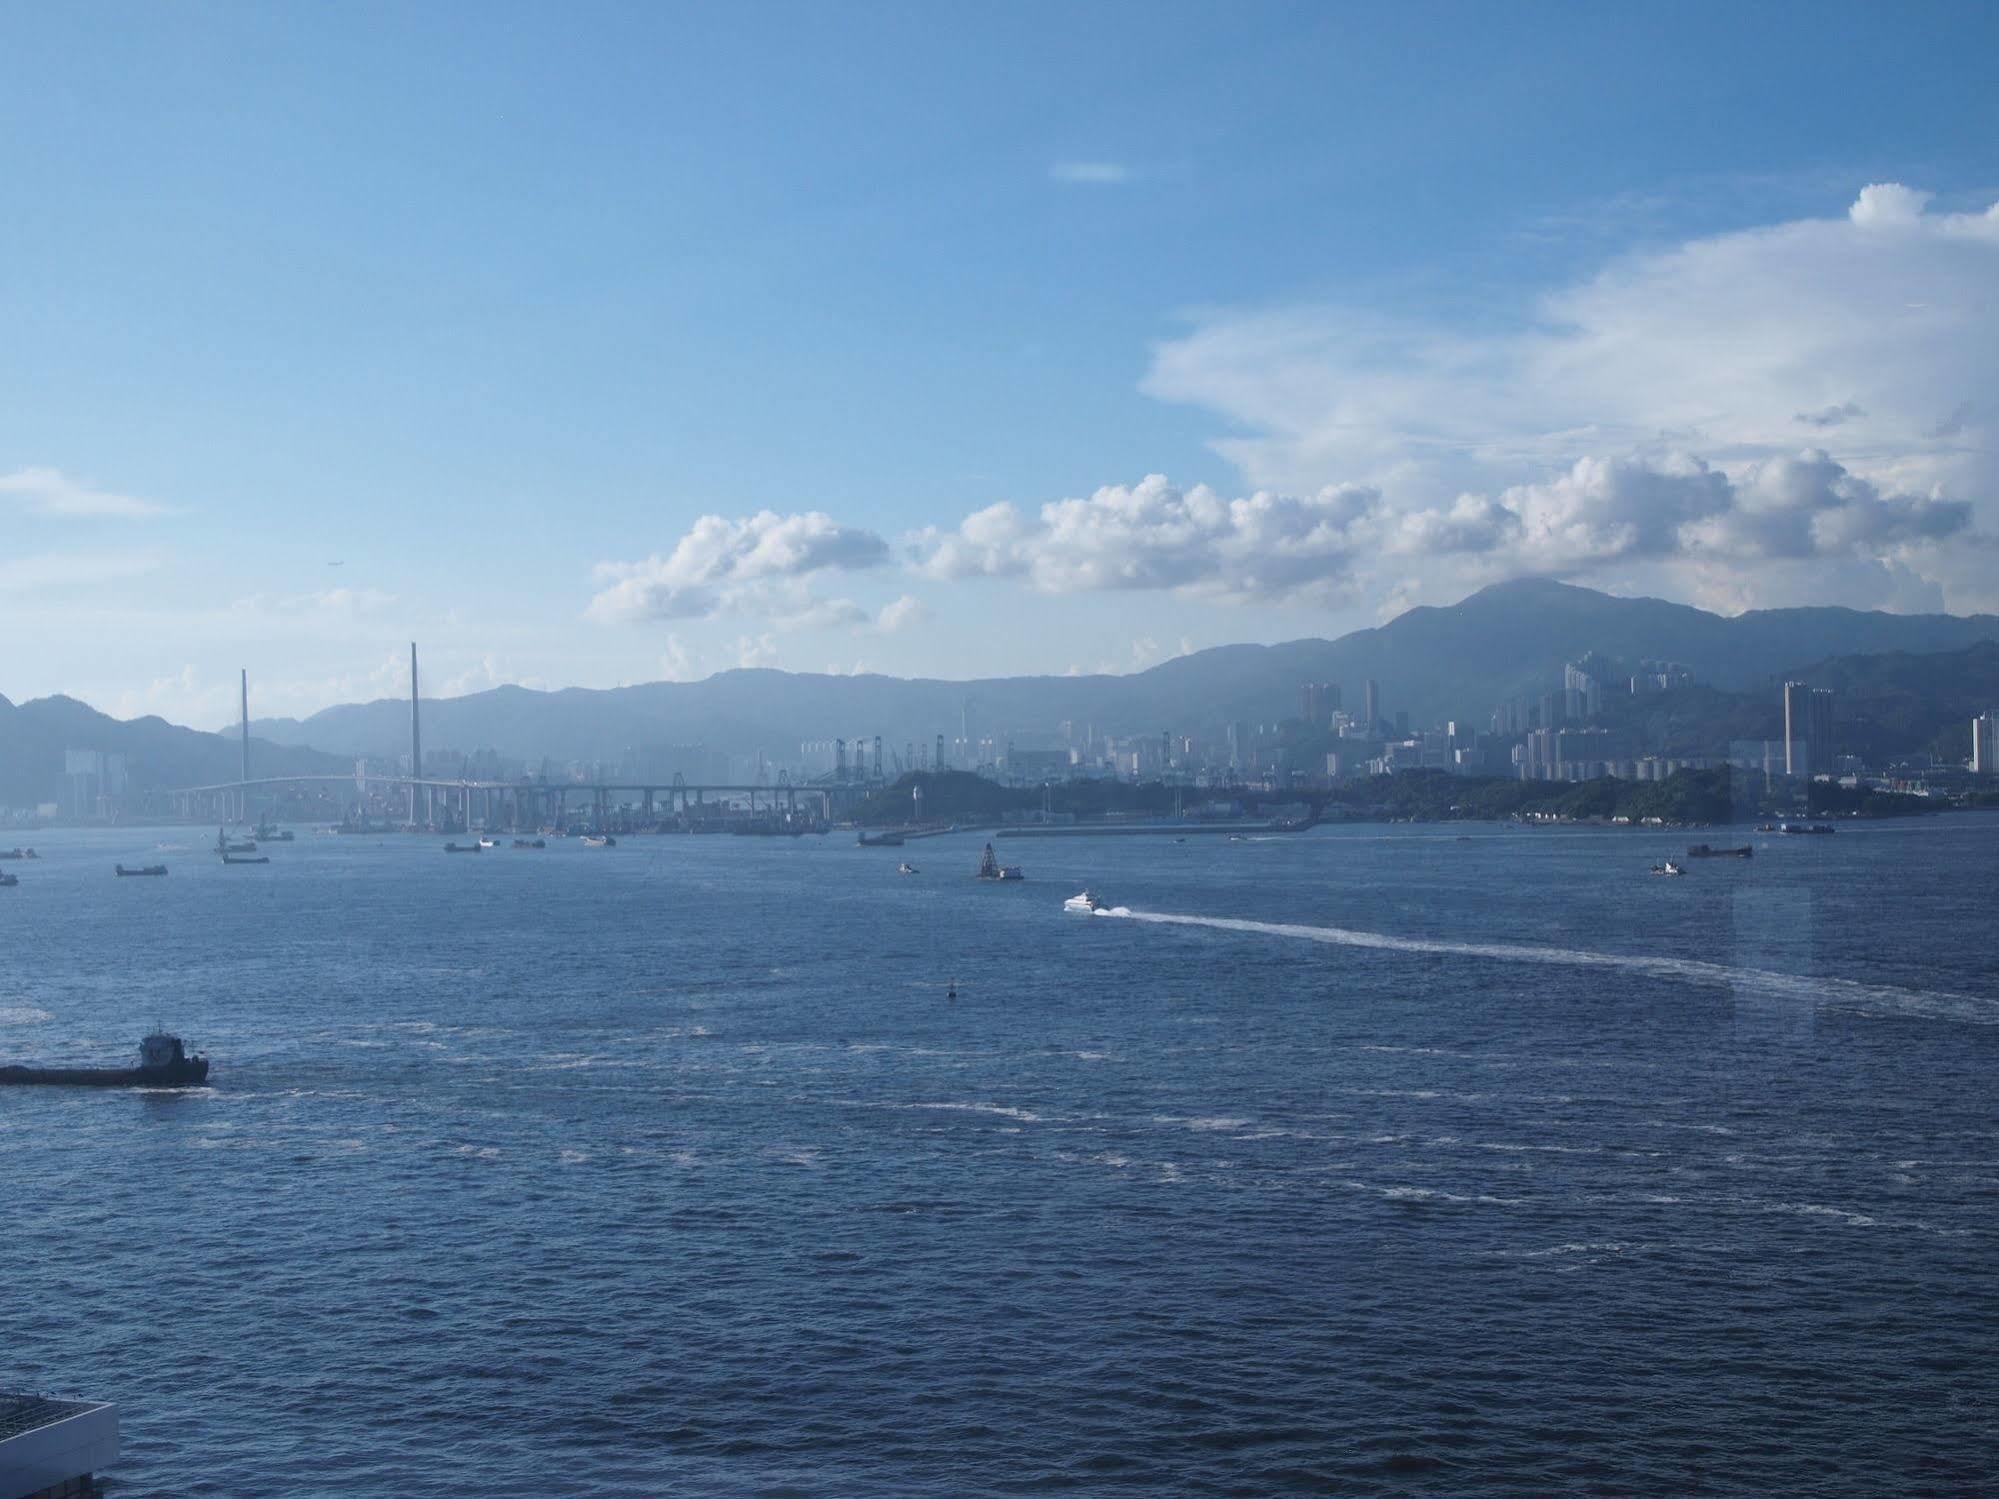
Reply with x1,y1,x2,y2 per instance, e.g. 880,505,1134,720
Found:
1651,860,1684,877
477,837,497,850
897,862,919,875
1063,890,1109,913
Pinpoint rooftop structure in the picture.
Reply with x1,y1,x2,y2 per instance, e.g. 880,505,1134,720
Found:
0,1393,118,1498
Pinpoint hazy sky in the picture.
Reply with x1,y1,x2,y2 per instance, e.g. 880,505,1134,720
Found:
4,1,1997,728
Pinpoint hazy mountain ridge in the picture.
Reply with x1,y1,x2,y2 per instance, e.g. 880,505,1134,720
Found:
0,692,351,808
244,580,1999,764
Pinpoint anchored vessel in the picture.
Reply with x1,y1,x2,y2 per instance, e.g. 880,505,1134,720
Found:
0,1031,210,1088
115,864,169,877
976,843,1024,881
1685,844,1753,859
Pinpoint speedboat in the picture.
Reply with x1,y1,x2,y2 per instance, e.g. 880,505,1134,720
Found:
1651,860,1684,877
1063,890,1108,913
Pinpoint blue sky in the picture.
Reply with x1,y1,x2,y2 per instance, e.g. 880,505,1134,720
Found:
3,1,1996,727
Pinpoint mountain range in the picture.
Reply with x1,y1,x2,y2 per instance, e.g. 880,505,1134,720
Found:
240,579,1999,766
0,693,348,810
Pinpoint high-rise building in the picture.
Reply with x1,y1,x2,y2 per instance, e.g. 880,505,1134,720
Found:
1974,712,1998,775
1783,682,1835,777
1362,679,1379,731
1298,682,1337,728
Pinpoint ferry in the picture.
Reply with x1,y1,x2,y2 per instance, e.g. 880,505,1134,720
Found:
0,1031,209,1089
1063,890,1108,913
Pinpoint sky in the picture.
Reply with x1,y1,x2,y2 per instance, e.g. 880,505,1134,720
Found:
2,0,1996,730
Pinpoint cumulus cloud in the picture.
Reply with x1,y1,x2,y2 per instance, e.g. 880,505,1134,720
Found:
0,466,170,518
906,452,1972,606
1140,182,1999,609
875,594,931,634
589,510,888,623
908,474,1384,605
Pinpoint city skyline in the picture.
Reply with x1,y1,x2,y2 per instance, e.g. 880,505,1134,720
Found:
4,4,1998,730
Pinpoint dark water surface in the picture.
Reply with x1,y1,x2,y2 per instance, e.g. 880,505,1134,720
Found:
3,819,1996,1495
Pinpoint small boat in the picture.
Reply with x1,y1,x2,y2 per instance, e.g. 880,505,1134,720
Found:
477,838,497,850
1685,844,1752,859
512,838,546,849
975,843,1024,881
0,1031,210,1089
1778,822,1837,836
897,862,919,875
0,847,36,861
1651,860,1684,877
116,864,169,877
0,872,16,888
1063,890,1108,913
581,834,616,848
443,841,481,853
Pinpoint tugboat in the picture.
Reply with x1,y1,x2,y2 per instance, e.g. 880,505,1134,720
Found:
115,864,169,877
976,843,1024,881
1063,889,1109,913
0,1031,210,1088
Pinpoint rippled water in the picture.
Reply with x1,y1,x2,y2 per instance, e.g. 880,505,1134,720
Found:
3,818,1997,1495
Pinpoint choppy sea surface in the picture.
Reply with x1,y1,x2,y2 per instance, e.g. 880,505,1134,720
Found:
3,818,1997,1496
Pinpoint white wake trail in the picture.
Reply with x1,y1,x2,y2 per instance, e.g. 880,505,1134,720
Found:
1099,908,1996,1024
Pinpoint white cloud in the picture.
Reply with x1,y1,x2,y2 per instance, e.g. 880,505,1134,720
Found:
736,632,778,669
658,635,699,682
1139,183,1999,610
0,466,171,518
1050,161,1132,185
875,594,930,634
588,510,888,624
439,654,548,698
907,474,1384,605
229,587,398,618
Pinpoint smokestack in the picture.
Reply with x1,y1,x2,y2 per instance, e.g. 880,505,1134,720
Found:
240,668,250,785
410,643,422,823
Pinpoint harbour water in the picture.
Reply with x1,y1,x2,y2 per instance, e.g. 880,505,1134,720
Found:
3,819,1996,1494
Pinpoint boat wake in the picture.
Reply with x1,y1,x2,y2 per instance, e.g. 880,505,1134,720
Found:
1099,908,1997,1024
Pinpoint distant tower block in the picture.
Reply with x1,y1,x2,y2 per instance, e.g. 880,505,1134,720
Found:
935,733,945,771
409,642,423,824
913,782,925,823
